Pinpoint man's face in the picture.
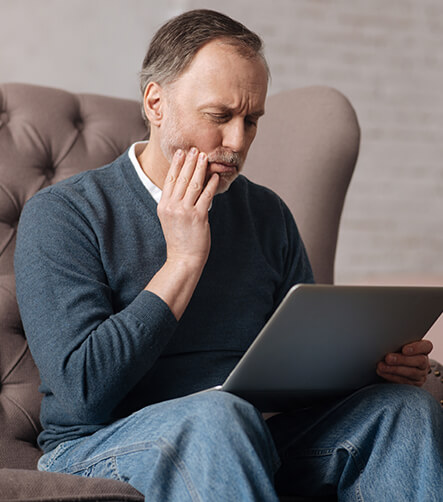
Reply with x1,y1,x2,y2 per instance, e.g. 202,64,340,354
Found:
158,40,268,195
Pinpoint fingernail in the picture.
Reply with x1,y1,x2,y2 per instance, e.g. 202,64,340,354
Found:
388,355,397,364
405,347,414,355
199,152,206,161
176,149,183,157
191,147,198,155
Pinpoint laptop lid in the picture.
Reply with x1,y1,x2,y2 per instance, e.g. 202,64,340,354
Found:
221,284,443,411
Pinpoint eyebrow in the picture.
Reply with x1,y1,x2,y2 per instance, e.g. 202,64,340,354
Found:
200,103,265,118
249,109,266,119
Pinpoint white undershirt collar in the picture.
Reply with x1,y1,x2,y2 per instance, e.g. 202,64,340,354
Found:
128,141,162,204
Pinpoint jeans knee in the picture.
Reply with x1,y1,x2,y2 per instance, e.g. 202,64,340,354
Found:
189,390,263,429
179,391,280,474
179,391,275,451
378,384,438,411
361,384,442,433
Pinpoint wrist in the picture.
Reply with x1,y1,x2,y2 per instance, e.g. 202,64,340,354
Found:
144,255,206,321
165,254,207,274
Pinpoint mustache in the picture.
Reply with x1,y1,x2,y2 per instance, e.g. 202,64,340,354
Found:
208,150,243,168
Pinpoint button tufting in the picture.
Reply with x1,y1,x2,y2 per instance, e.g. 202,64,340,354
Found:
0,111,9,128
44,164,56,180
75,118,84,132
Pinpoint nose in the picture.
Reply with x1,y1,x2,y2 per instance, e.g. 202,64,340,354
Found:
222,118,246,153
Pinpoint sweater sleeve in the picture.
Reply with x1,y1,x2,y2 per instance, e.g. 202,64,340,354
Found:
15,191,178,424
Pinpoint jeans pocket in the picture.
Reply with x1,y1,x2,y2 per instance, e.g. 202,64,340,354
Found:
37,440,79,472
70,454,121,481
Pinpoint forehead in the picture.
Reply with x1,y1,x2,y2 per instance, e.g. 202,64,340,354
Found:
169,40,268,112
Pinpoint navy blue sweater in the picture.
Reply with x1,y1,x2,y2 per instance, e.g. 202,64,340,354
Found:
15,150,313,452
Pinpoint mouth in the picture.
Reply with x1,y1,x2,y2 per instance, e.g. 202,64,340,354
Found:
208,161,239,175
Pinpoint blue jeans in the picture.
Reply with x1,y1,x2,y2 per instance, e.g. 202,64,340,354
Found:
38,385,443,501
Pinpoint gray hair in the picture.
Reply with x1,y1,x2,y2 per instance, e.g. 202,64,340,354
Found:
139,9,269,126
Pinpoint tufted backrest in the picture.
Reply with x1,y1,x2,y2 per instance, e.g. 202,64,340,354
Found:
0,83,148,468
0,82,359,469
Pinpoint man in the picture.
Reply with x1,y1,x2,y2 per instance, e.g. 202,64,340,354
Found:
15,9,442,501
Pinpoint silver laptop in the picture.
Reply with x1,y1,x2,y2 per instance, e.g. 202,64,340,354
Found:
219,284,443,411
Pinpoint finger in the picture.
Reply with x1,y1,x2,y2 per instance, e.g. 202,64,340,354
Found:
171,147,199,200
162,149,185,199
183,152,208,206
377,361,428,382
376,367,426,387
402,339,433,357
195,173,219,212
384,352,430,370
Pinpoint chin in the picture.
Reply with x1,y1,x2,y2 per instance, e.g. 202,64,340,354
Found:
214,172,239,195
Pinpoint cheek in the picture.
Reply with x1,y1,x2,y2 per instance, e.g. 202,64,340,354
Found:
192,122,223,151
245,129,257,150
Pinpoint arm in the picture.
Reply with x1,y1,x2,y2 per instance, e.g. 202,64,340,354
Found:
15,148,217,424
146,148,219,320
376,340,433,386
16,192,174,423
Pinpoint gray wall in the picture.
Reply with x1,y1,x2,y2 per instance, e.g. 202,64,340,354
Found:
2,0,442,286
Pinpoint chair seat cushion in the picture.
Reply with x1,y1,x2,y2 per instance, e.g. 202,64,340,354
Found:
0,468,143,502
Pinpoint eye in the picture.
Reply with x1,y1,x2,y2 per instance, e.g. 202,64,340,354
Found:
208,113,231,123
245,117,258,128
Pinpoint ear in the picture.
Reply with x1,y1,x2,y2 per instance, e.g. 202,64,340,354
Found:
143,82,164,127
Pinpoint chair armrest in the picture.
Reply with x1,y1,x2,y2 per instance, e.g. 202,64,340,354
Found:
423,360,443,407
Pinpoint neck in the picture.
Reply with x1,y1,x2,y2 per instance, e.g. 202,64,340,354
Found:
137,139,170,189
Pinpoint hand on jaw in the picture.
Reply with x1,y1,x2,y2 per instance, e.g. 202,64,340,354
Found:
159,147,219,268
376,339,433,386
145,147,219,321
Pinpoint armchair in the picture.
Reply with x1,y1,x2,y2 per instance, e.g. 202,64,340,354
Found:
0,82,440,501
